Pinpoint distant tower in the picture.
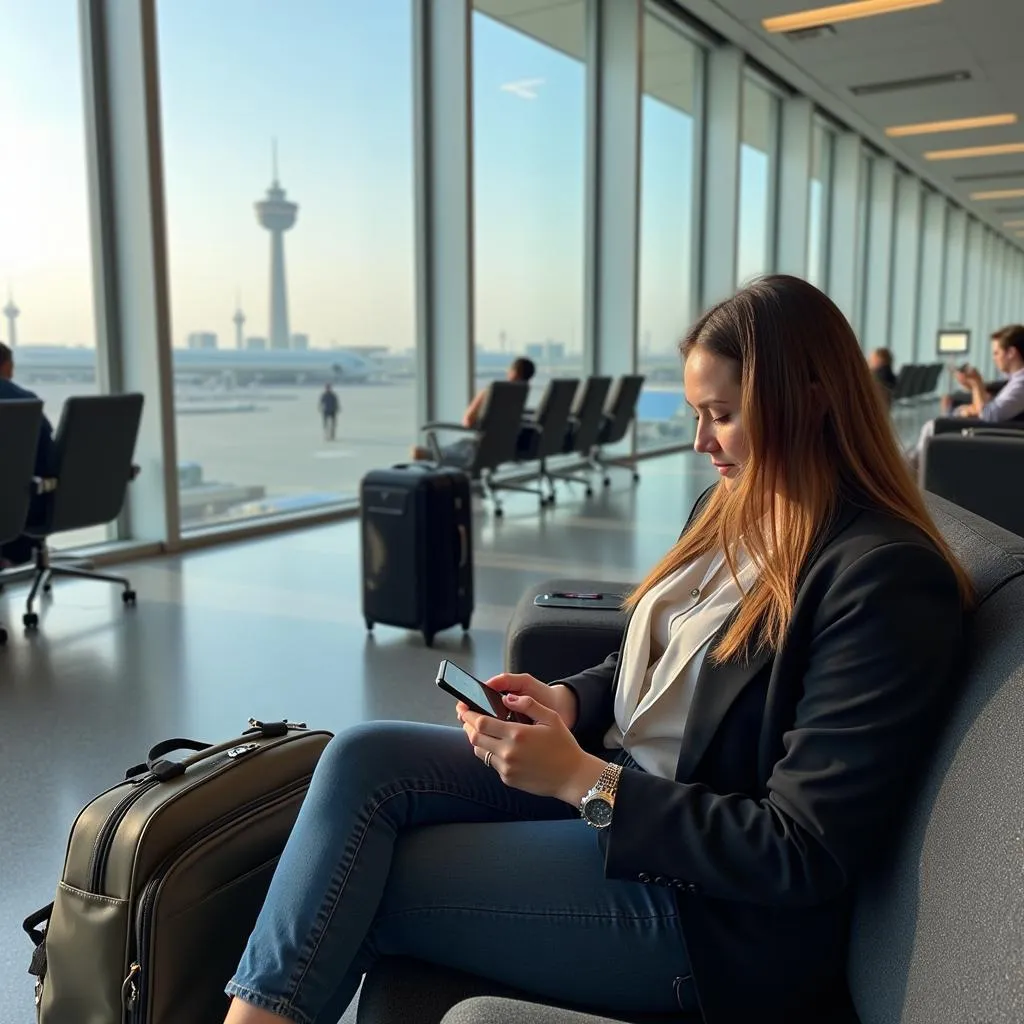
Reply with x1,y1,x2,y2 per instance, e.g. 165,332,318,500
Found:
254,140,298,350
498,330,507,354
233,293,246,350
3,290,19,348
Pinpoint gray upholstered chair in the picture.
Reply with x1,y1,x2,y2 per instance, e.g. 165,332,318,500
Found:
545,376,613,498
590,375,645,487
357,494,1024,1024
421,382,530,517
508,378,580,509
13,393,144,630
922,433,1024,538
0,398,44,645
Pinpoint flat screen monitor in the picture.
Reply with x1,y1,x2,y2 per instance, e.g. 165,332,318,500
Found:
937,329,970,355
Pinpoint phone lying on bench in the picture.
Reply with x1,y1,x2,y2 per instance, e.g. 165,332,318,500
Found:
533,591,624,610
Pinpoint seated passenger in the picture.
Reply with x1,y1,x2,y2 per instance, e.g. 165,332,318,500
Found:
868,346,897,403
222,276,970,1024
909,324,1024,472
0,342,56,567
410,356,535,467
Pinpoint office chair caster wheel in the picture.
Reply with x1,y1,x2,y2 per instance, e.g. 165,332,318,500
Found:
23,612,39,631
43,582,52,594
632,471,640,482
585,486,594,498
494,506,504,518
122,590,137,607
603,477,611,487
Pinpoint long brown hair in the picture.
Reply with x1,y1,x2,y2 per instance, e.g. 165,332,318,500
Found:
627,275,973,661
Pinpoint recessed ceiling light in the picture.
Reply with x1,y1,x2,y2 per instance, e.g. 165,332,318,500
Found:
850,69,970,97
763,0,942,34
926,142,1024,160
886,114,1018,137
971,188,1024,200
1004,219,1024,228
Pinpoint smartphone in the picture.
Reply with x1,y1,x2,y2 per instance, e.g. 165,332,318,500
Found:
533,591,623,610
436,659,511,719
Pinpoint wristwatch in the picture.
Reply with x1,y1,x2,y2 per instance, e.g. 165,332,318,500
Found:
579,762,623,829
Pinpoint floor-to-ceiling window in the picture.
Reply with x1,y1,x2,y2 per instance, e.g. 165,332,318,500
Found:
736,77,778,286
807,120,832,289
0,0,107,549
472,1,587,408
636,13,700,452
852,150,872,341
158,0,416,528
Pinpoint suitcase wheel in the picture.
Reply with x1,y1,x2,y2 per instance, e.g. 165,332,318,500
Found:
461,620,471,632
365,619,374,632
423,631,435,646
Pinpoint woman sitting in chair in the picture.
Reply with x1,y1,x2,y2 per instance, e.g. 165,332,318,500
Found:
223,276,971,1024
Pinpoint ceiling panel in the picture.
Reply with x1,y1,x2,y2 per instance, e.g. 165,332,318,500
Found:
703,0,1024,243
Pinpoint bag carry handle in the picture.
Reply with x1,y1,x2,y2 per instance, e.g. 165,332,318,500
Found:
124,737,210,781
125,721,305,783
24,903,52,947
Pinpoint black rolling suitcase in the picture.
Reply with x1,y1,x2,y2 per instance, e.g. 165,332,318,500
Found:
360,464,473,645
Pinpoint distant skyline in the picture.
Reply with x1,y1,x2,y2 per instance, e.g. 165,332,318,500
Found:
0,0,766,359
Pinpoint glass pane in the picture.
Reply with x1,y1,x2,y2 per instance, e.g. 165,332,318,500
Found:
853,152,871,340
807,123,831,289
472,1,587,407
0,0,105,551
737,79,776,286
637,14,700,452
158,0,416,529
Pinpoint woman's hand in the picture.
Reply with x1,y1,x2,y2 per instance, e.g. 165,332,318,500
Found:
481,672,579,730
458,694,605,806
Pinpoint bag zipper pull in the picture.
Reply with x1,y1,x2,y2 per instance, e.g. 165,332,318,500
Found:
122,962,141,1011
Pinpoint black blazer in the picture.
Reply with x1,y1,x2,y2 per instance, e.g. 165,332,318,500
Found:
559,486,964,1024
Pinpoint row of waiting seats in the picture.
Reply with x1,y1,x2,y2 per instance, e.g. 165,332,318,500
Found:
891,363,943,403
420,375,644,517
0,394,143,644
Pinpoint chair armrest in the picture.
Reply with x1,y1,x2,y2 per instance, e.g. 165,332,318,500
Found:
442,998,634,1024
922,434,1024,537
421,421,480,436
931,416,1024,436
505,578,631,681
958,427,1024,439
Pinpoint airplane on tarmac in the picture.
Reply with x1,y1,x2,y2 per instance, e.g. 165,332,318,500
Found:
10,345,378,385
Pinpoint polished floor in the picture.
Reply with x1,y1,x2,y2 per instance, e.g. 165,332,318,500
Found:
0,451,716,1024
0,404,932,1022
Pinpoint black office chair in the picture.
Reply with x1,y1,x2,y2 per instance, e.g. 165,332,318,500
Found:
16,393,144,630
421,382,530,517
0,400,45,645
513,378,580,508
544,376,612,498
589,374,645,487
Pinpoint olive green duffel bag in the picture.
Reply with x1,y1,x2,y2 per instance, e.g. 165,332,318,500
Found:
24,719,333,1024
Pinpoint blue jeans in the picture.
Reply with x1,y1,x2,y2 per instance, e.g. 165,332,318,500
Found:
226,722,695,1023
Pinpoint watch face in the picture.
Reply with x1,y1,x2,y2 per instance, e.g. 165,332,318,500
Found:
583,796,613,827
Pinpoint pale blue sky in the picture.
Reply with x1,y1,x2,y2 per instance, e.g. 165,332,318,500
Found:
0,0,768,356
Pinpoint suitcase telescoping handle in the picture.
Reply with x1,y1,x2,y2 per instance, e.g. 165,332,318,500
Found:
124,720,306,783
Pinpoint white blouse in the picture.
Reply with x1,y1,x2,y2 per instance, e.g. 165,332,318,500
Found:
604,547,759,778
